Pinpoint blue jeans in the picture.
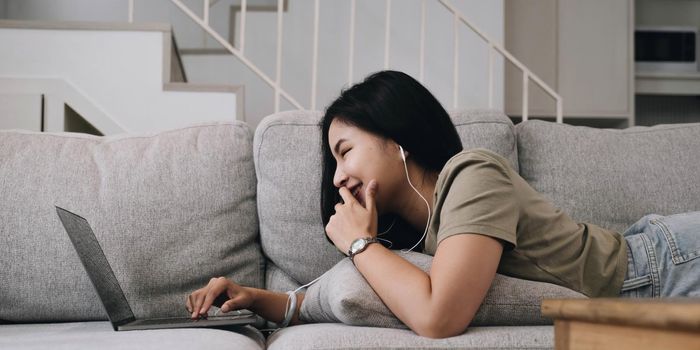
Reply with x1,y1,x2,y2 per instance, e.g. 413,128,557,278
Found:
619,212,700,298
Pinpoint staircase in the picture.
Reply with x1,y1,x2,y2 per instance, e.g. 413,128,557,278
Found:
0,0,563,134
0,19,242,135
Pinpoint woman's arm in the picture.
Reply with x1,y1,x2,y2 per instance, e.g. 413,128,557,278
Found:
187,278,305,326
352,233,503,338
326,180,503,338
247,288,306,326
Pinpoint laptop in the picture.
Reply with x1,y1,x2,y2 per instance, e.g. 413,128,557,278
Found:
55,206,258,331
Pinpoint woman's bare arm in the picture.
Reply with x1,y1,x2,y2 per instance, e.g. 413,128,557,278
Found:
352,233,502,338
246,288,306,326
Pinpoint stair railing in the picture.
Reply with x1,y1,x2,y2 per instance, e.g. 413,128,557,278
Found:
128,0,563,123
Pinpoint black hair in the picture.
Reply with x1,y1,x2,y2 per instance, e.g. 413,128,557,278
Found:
320,70,463,250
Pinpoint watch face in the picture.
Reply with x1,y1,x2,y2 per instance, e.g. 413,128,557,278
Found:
351,239,366,253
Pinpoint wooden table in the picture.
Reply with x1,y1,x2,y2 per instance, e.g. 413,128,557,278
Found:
541,298,700,350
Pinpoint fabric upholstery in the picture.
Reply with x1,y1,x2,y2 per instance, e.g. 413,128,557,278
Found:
255,109,518,287
517,120,700,233
265,261,303,293
299,251,585,328
449,109,518,171
254,110,344,286
0,122,263,322
0,322,265,350
267,323,554,350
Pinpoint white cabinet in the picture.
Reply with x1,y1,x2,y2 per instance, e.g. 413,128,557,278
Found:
0,94,43,131
633,0,700,126
505,0,634,125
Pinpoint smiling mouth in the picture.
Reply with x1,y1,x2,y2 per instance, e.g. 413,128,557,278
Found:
351,184,362,199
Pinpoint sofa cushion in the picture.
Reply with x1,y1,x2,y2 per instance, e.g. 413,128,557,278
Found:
0,322,266,350
0,122,263,322
517,120,700,233
299,251,585,328
265,261,303,293
267,323,554,350
255,109,517,286
449,109,519,171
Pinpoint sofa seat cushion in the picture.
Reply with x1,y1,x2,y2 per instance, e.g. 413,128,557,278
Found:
267,323,554,350
255,109,518,287
0,322,265,350
517,120,700,233
0,122,263,322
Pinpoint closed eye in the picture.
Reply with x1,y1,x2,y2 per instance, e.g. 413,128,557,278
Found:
341,148,351,157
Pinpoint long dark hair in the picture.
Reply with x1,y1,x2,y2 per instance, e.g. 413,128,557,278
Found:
320,70,463,250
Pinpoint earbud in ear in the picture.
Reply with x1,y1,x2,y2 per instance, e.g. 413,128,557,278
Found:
399,145,406,161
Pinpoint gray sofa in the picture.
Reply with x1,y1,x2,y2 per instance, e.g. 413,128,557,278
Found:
2,109,699,349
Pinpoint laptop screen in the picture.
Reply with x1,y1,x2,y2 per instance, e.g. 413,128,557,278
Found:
56,206,135,327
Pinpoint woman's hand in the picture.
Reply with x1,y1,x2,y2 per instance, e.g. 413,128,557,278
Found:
185,277,255,319
325,179,378,254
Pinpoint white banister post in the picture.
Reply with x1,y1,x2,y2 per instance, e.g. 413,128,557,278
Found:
169,0,303,110
438,0,563,121
311,0,320,110
522,71,529,121
274,0,283,112
419,0,426,83
384,0,391,70
488,43,494,109
556,98,563,123
348,0,356,85
128,0,134,23
203,0,209,25
452,13,459,109
240,0,247,55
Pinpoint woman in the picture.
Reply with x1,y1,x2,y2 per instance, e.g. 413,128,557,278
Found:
186,70,700,338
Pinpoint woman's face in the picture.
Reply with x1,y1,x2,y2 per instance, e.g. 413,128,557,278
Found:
328,119,404,213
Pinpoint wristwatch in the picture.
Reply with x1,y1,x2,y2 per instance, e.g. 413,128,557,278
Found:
348,237,379,261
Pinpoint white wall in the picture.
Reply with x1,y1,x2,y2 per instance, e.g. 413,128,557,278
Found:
0,94,42,130
1,0,504,129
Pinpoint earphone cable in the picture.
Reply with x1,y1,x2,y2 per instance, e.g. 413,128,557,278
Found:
400,151,431,253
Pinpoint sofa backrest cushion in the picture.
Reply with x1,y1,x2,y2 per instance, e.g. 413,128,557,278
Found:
517,120,700,233
0,122,263,322
254,109,517,285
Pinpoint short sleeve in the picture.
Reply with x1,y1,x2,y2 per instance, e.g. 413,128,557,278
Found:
435,152,519,249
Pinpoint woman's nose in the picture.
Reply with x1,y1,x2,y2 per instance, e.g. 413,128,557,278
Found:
333,168,348,188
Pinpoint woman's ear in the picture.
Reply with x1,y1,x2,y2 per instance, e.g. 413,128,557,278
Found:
398,145,408,160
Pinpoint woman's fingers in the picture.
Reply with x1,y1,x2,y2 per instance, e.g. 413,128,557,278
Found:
191,277,220,318
338,187,356,205
186,294,193,313
186,277,240,319
221,298,236,313
221,294,247,313
364,179,377,212
200,278,229,314
190,292,203,319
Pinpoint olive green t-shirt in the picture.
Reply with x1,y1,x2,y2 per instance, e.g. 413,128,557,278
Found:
423,149,628,297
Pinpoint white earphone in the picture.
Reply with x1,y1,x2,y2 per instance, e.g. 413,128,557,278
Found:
397,145,431,252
